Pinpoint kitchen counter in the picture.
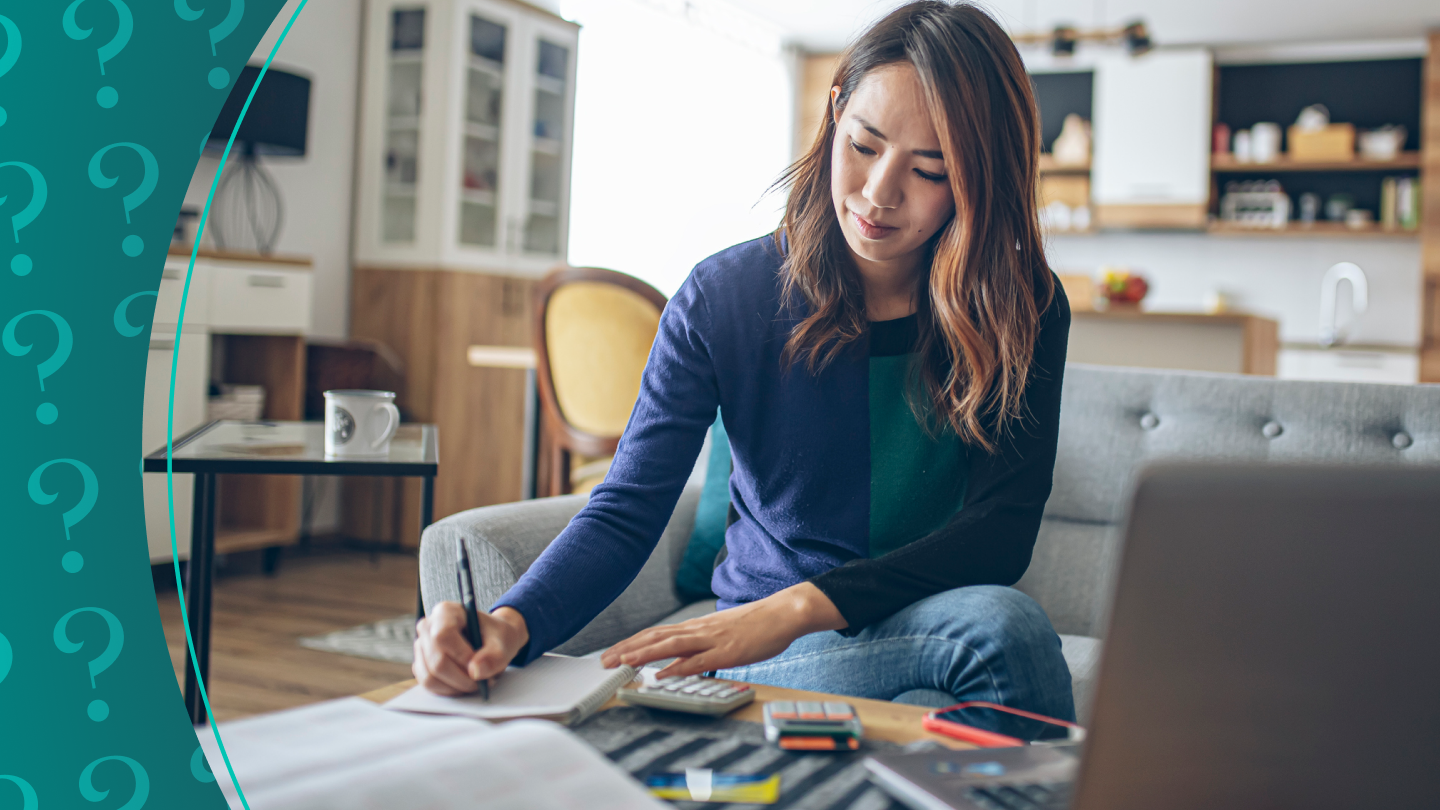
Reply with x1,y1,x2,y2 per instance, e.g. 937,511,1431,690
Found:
1069,309,1278,375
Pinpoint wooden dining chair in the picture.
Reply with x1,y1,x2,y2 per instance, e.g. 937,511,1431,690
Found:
534,266,668,495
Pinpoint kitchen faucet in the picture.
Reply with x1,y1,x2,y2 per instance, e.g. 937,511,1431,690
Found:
1318,262,1368,348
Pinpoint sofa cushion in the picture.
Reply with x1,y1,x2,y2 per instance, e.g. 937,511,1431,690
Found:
1060,634,1102,726
1015,518,1121,638
1049,365,1440,527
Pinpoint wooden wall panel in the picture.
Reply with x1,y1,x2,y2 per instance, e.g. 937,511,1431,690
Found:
1423,32,1440,382
795,53,840,159
347,267,535,544
432,273,535,519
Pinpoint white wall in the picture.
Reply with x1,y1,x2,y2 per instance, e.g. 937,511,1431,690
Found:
558,0,795,296
183,0,362,340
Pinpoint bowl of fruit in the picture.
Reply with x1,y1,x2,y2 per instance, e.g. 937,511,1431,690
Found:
1100,268,1149,311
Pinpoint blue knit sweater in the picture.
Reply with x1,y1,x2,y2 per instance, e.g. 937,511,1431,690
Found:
495,235,1071,663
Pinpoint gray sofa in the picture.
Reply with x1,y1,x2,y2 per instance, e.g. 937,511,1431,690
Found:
419,364,1440,722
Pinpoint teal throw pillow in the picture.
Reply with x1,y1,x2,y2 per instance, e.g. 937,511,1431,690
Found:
676,411,731,601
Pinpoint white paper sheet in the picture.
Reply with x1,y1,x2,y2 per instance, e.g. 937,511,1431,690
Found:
196,697,663,810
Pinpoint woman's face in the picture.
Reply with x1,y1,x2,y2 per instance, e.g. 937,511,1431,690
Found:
830,62,955,271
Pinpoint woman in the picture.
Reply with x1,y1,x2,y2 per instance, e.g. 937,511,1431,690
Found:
415,0,1075,726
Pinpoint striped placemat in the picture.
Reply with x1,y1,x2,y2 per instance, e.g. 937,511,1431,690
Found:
574,706,912,809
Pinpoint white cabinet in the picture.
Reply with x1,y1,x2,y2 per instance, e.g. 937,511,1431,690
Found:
142,327,209,562
1091,48,1212,228
1278,348,1420,385
355,0,579,276
142,250,313,563
207,264,313,333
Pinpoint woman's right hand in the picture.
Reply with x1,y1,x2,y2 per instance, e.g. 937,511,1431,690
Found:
412,602,530,696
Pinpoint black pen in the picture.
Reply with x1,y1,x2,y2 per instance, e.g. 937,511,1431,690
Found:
455,538,488,700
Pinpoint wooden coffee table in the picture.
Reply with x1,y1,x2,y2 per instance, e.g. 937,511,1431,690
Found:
360,678,976,749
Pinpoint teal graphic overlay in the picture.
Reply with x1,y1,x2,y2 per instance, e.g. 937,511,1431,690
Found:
79,756,149,810
63,0,133,107
0,2,287,807
28,459,100,561
3,310,72,422
88,142,159,256
176,0,247,89
0,161,47,276
54,607,124,722
0,15,20,127
112,290,158,337
190,746,215,783
0,776,38,810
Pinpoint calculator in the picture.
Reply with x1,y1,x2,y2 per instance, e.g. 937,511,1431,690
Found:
618,674,756,716
763,701,864,750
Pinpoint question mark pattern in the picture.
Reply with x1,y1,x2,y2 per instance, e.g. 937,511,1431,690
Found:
3,310,72,423
62,0,133,108
88,142,158,258
174,0,245,89
0,161,48,277
0,15,19,127
0,630,12,686
4,2,288,806
54,607,124,722
80,756,149,809
113,290,158,337
28,459,100,572
190,746,215,783
0,776,38,810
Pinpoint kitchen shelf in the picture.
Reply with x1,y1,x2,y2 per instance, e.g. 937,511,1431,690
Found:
1206,221,1418,238
1210,152,1421,172
1039,154,1090,174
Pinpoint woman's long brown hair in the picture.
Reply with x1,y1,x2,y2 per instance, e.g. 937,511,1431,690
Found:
775,1,1053,453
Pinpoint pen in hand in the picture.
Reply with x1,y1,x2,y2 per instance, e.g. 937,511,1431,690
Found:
456,538,489,701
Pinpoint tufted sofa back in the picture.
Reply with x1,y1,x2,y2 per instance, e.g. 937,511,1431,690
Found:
1015,363,1440,638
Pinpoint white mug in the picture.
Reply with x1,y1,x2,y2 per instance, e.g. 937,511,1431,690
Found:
325,390,400,458
1250,122,1281,163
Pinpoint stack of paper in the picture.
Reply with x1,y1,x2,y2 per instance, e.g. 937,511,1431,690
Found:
196,697,663,810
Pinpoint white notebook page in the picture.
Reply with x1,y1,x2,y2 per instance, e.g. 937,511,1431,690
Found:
385,654,636,722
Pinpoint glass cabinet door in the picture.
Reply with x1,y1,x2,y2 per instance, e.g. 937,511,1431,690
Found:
382,8,425,243
523,37,569,257
458,13,508,249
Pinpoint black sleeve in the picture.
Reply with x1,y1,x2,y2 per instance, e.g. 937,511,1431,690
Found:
808,282,1071,635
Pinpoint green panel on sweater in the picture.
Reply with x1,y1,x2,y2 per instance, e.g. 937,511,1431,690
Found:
867,354,968,558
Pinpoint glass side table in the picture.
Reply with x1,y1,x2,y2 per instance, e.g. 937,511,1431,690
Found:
144,420,438,724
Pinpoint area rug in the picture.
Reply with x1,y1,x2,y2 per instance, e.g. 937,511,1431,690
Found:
298,614,416,664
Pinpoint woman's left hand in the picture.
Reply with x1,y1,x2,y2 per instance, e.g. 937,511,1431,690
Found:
600,582,848,679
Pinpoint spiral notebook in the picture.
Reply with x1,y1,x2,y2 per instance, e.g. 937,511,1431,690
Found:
384,654,637,726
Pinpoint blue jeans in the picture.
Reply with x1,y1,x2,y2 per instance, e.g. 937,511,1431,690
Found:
717,586,1075,734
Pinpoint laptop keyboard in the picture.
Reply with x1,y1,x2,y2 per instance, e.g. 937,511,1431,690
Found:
965,781,1072,810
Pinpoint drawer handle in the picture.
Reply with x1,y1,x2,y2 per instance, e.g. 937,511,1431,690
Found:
247,274,286,288
162,267,182,280
149,339,175,351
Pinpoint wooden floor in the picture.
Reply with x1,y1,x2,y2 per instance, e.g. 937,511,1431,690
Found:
155,549,417,722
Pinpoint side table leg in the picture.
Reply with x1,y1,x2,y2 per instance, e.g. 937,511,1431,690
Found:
184,472,216,725
417,475,435,621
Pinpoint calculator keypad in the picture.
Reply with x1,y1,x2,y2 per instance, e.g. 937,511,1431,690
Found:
618,674,755,716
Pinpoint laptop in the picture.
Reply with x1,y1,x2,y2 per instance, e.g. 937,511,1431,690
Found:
866,464,1440,810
